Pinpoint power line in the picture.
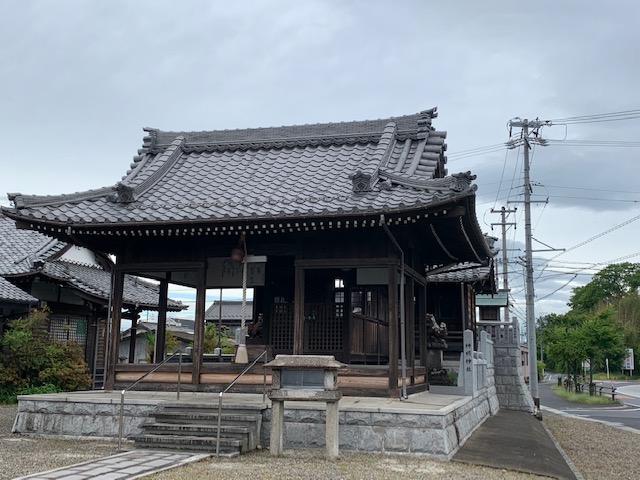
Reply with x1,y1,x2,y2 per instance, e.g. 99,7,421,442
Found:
546,213,640,262
546,108,640,124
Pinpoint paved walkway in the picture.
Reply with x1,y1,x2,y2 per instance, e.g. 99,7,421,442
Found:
453,408,579,480
14,450,210,480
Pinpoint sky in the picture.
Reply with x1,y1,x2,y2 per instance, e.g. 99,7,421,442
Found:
2,0,639,327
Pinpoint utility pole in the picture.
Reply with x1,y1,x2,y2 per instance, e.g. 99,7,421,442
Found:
507,117,549,417
491,207,516,323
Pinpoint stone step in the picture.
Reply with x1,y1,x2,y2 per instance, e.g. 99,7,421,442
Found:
150,411,260,425
143,422,258,450
132,433,247,454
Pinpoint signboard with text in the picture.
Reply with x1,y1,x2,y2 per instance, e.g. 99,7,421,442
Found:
623,348,634,371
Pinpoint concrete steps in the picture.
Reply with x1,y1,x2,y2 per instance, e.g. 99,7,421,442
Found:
131,402,264,456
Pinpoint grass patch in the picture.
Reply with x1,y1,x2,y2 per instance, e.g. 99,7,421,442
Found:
592,372,640,381
551,385,618,405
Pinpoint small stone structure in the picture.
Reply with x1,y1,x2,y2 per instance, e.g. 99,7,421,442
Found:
477,321,534,412
265,354,345,458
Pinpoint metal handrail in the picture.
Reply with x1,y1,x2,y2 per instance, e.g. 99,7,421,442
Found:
117,350,183,451
215,349,268,458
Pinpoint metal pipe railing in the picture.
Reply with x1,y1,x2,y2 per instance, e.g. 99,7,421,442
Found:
215,349,268,458
117,350,183,452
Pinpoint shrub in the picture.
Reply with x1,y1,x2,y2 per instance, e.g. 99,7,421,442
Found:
0,308,91,403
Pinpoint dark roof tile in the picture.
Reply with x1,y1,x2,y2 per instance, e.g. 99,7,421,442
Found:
3,109,474,230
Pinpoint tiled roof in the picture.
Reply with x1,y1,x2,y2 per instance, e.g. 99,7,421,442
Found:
0,214,66,274
1,214,184,311
0,276,37,304
42,260,185,310
205,300,254,321
2,109,479,228
426,262,492,283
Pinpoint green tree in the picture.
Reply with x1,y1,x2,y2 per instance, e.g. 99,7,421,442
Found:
570,262,640,311
581,308,626,384
203,322,234,354
544,321,586,389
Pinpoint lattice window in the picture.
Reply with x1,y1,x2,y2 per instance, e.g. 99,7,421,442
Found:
304,303,342,352
270,303,294,351
49,314,88,347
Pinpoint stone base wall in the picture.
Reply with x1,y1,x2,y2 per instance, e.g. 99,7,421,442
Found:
493,345,534,411
12,395,158,438
13,386,500,459
260,388,498,459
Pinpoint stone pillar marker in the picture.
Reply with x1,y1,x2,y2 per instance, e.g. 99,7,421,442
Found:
265,355,345,459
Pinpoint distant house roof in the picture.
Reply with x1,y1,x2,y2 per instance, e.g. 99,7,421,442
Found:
0,214,185,311
0,276,38,304
205,300,254,322
120,321,194,343
2,109,492,267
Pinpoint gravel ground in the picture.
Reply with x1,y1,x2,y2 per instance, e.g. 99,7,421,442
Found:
0,405,115,480
2,403,639,479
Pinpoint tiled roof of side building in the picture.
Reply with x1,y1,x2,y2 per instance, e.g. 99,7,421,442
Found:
1,214,185,311
0,214,67,275
2,109,474,227
0,276,38,304
426,262,493,283
42,260,185,311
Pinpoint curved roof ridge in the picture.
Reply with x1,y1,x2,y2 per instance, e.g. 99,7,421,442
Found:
7,187,114,210
147,109,439,148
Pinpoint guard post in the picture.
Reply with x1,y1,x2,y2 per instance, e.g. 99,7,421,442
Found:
265,355,345,459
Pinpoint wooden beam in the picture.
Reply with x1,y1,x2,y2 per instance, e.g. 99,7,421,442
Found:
294,258,397,268
114,262,204,273
293,266,305,354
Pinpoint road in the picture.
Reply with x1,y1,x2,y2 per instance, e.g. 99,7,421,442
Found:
540,374,640,431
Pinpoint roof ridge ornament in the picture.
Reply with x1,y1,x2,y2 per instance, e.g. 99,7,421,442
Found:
350,170,374,193
378,170,476,193
109,182,136,204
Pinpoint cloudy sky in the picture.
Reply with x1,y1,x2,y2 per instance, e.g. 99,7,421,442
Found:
2,0,639,325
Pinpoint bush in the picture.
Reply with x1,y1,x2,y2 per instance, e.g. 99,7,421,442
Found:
0,308,91,403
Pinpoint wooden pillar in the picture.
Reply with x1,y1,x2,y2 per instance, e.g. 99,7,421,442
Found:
387,264,399,396
128,315,138,363
418,282,428,372
406,276,416,383
192,265,206,386
105,270,124,390
155,279,169,363
293,266,305,354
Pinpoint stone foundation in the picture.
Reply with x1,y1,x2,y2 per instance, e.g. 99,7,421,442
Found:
12,386,499,459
